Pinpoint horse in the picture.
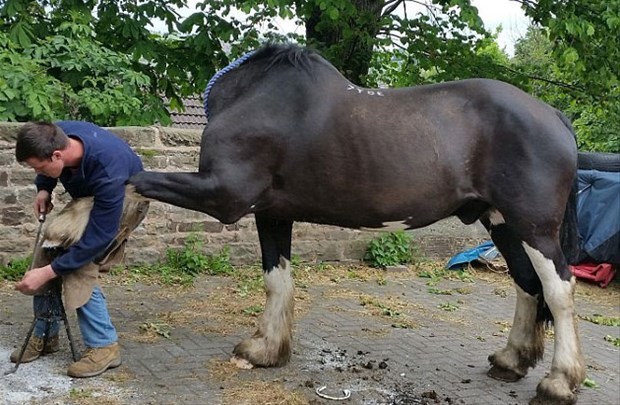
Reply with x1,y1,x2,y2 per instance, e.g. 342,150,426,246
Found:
129,43,585,404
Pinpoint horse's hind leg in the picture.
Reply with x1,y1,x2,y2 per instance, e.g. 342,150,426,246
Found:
232,215,294,368
522,241,585,405
483,210,585,404
482,215,545,381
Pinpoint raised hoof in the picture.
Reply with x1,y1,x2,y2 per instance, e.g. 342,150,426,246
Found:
487,365,524,382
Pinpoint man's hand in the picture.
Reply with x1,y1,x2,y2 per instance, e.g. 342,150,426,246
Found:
15,265,58,295
34,190,53,217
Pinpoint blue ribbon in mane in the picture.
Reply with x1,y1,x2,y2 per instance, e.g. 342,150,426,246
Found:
203,51,256,120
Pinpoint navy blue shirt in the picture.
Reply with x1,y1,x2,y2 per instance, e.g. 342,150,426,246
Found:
35,121,144,275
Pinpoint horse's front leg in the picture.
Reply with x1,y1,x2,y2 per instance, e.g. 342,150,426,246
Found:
232,215,294,368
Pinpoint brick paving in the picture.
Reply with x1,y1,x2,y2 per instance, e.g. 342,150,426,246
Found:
1,267,619,405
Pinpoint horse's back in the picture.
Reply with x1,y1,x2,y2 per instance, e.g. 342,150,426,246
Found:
265,77,577,224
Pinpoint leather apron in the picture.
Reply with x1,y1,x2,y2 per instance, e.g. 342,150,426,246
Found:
34,187,149,310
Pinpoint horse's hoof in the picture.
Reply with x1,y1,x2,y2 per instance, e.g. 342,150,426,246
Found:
529,393,576,405
532,375,577,405
487,365,524,382
233,336,291,368
230,356,254,369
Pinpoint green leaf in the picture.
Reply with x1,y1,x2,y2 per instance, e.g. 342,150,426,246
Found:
583,377,599,388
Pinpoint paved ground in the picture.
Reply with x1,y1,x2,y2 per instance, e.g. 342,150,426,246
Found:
1,263,618,405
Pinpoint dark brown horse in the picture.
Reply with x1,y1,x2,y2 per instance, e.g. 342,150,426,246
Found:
130,44,584,404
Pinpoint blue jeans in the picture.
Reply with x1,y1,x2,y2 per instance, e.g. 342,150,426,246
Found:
33,286,117,348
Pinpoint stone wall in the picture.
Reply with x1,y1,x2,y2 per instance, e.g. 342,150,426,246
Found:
0,122,488,267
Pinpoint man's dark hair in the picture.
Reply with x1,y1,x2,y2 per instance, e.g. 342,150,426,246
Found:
15,121,69,162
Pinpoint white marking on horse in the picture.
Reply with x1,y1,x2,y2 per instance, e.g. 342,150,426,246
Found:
231,256,294,367
264,259,294,326
509,284,539,345
346,84,384,96
490,283,543,375
522,243,584,384
263,258,294,348
361,220,410,232
489,209,505,225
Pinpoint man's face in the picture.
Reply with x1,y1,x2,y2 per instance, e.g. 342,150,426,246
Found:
25,152,64,178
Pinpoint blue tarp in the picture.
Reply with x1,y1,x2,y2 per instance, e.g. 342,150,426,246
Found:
577,169,620,264
447,241,498,270
448,169,620,269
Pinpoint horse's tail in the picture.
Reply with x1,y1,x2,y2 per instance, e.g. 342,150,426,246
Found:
538,178,579,322
556,109,581,265
535,110,581,325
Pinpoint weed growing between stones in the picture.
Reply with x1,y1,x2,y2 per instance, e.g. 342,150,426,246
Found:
363,231,421,268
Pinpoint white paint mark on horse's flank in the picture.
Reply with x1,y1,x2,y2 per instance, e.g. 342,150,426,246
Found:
361,220,410,232
489,209,505,225
346,83,385,97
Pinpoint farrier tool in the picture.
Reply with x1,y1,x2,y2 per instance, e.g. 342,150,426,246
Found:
4,214,79,375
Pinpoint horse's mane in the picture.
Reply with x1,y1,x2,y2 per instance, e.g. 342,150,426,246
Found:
203,43,325,119
246,43,321,73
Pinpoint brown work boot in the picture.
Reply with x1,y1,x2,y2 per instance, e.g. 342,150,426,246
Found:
67,342,121,378
10,335,59,363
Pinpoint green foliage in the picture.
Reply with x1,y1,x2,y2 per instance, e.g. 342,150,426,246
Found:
363,231,419,268
235,270,264,297
118,236,234,286
521,0,619,99
428,287,453,295
135,149,158,158
164,235,234,277
139,321,171,338
438,302,459,312
579,314,620,327
0,15,170,126
0,256,31,281
583,377,599,389
511,26,619,153
242,304,264,315
360,297,400,318
1,0,616,151
418,266,474,286
0,0,218,125
604,335,620,347
164,235,211,276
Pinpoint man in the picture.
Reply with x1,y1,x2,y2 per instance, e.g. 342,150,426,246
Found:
12,121,148,378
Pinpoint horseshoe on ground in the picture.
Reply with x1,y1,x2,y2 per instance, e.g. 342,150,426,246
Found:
315,386,351,401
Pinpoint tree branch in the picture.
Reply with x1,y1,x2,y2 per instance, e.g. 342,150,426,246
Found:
381,0,406,17
499,64,588,94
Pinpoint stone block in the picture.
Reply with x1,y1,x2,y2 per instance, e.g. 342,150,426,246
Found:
167,152,199,167
108,126,158,147
0,150,16,166
140,155,169,170
158,127,202,147
0,171,7,187
0,122,23,143
385,265,409,272
2,206,26,226
9,168,36,186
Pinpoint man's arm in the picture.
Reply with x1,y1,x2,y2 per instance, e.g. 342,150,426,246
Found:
50,177,126,276
15,265,56,295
